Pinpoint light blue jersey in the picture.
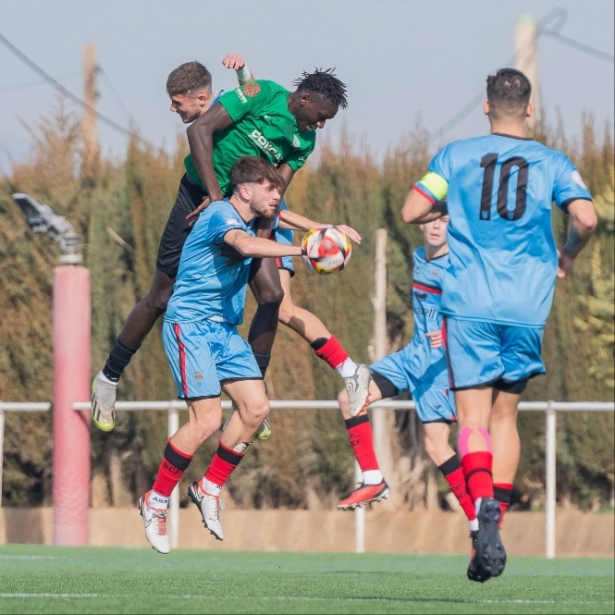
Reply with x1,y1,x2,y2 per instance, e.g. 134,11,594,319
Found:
407,247,449,388
415,134,592,327
165,200,255,325
370,247,456,422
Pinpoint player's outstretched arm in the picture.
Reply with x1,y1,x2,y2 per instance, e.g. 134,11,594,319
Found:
557,199,598,278
222,54,254,85
224,228,303,259
401,191,447,224
187,104,235,202
278,209,362,244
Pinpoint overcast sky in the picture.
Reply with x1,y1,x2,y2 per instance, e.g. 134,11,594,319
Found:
0,0,613,172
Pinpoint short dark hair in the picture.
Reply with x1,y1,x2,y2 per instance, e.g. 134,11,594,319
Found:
230,156,285,191
166,62,212,96
486,68,531,118
293,68,348,110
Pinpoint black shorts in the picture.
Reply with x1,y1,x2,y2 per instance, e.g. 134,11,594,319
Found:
156,174,207,278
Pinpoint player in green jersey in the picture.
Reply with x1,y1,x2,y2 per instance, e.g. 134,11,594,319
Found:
92,59,369,433
186,71,371,419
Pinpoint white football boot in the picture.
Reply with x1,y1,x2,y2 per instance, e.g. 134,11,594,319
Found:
187,481,225,541
138,491,170,554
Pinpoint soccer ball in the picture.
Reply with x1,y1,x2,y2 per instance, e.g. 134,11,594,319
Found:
301,227,352,274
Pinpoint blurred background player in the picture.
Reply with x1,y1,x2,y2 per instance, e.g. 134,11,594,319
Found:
139,157,306,554
337,213,478,528
92,60,370,431
402,68,598,581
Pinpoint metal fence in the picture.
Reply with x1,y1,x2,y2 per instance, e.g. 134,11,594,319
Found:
0,399,613,557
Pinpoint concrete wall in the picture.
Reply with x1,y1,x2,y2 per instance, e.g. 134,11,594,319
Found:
0,507,613,557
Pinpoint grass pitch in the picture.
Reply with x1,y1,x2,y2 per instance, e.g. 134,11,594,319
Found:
0,545,612,614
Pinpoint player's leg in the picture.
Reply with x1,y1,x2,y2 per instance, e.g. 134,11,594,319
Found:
92,176,206,432
490,387,521,528
140,319,221,553
277,267,370,416
446,317,507,580
188,326,267,541
417,385,478,532
247,256,284,376
336,377,389,509
490,325,544,528
336,351,413,510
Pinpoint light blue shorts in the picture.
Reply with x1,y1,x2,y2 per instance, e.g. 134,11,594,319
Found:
162,318,261,399
273,225,295,276
370,350,457,423
273,199,295,275
444,317,545,389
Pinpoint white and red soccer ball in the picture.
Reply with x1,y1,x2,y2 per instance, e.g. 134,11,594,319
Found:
301,227,352,274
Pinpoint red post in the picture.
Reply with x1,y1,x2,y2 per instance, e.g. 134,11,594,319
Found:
52,265,91,546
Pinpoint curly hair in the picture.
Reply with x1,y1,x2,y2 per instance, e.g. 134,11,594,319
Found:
293,68,348,110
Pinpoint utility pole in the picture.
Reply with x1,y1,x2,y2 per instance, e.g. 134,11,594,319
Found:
371,229,395,486
83,43,98,171
515,15,541,130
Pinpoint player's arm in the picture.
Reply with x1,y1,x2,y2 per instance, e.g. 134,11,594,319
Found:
222,54,254,85
278,209,362,244
224,228,303,259
557,199,598,278
401,170,449,224
186,104,234,202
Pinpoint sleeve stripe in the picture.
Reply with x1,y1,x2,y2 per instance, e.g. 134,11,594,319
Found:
412,184,437,205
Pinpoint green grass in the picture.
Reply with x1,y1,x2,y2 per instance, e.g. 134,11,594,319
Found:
0,545,613,614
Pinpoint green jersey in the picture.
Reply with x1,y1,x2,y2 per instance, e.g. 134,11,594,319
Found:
184,80,316,195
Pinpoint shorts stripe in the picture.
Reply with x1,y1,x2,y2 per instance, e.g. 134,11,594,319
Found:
173,323,189,398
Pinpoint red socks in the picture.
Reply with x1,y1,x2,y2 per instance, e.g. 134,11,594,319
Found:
494,482,513,528
461,451,494,502
345,415,379,471
438,455,477,522
204,442,245,487
312,336,349,370
152,440,193,497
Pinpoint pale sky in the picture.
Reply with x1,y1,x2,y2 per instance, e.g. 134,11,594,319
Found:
0,0,613,172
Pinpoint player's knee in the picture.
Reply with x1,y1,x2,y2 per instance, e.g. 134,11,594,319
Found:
256,284,284,307
240,399,270,427
190,409,222,443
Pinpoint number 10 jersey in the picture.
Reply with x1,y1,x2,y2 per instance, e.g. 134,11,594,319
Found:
414,133,593,327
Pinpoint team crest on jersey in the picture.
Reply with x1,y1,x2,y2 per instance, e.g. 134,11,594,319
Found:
243,82,261,97
292,135,301,148
571,171,588,190
194,370,204,381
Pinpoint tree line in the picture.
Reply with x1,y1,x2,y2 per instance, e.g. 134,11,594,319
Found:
1,100,613,511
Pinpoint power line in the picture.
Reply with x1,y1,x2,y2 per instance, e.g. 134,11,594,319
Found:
0,30,163,152
99,66,132,121
543,31,614,64
431,7,613,142
0,71,80,93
